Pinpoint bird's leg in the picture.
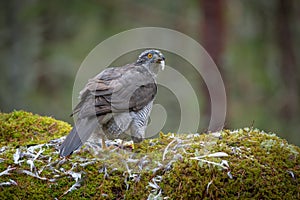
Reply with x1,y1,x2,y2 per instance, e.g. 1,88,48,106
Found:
101,136,107,150
121,140,124,148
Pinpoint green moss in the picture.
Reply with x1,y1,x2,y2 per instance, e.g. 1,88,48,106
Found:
0,110,71,146
0,111,299,199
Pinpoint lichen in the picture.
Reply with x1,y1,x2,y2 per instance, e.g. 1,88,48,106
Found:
0,111,299,199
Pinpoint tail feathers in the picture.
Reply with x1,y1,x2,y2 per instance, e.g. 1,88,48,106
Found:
59,127,82,157
59,117,98,157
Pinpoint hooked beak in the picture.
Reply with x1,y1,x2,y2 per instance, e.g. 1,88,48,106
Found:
156,56,165,70
160,60,165,70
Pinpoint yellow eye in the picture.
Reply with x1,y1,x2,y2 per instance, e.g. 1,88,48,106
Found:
147,53,153,59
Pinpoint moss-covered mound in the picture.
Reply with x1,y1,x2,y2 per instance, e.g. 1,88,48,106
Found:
0,111,299,199
0,110,72,146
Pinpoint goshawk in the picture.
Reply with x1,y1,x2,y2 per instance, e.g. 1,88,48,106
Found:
59,49,165,157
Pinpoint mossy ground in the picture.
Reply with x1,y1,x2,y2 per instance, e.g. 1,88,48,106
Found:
0,111,299,199
0,110,72,146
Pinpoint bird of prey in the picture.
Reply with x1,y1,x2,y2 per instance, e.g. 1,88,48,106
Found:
59,49,165,157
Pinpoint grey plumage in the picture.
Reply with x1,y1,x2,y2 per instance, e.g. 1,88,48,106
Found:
59,49,165,157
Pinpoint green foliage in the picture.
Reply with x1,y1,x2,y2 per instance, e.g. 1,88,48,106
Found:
0,111,299,199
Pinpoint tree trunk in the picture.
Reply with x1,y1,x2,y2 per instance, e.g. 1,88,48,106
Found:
276,0,299,120
200,0,226,131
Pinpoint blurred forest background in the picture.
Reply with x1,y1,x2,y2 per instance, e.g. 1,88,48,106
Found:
0,0,299,145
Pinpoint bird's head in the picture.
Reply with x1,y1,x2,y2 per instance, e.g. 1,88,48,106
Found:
136,49,165,73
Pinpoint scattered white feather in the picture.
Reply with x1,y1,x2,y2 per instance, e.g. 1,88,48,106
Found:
13,148,22,164
33,148,44,161
191,152,229,159
124,175,130,190
126,158,139,163
0,179,17,186
131,173,140,182
0,146,7,154
186,133,200,138
148,176,162,191
152,161,163,173
227,171,233,179
63,182,81,195
79,161,96,167
210,131,221,137
0,166,16,176
147,189,163,200
19,169,47,180
231,147,242,155
190,158,229,170
26,159,36,172
206,180,213,194
99,166,109,179
67,171,82,182
287,170,295,179
138,156,149,170
162,139,177,161
221,160,229,168
123,160,132,177
148,181,160,190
